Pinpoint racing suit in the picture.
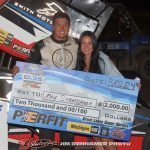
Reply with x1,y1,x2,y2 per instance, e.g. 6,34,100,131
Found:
27,35,78,69
26,35,78,150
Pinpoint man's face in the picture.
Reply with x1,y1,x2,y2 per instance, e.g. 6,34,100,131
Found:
53,18,70,41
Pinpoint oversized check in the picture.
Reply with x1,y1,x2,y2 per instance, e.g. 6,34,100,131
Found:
8,61,139,141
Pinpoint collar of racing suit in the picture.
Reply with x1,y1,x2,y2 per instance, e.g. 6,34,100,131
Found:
50,34,68,44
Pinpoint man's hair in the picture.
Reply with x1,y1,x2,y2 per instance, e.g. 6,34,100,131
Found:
52,12,70,25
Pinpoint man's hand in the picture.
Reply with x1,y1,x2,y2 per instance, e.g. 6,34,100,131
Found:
11,65,20,77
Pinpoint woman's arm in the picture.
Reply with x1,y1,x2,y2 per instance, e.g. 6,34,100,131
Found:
98,51,124,77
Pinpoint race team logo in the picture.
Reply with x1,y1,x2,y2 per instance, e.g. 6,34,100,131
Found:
12,44,30,55
36,2,64,17
52,48,73,68
111,129,125,139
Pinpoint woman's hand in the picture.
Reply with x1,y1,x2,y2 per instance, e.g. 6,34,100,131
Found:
135,77,141,89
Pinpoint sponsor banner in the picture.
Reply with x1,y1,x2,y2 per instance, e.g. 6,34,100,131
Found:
0,101,8,150
0,0,65,59
8,61,139,141
0,28,33,59
0,0,98,59
0,0,53,59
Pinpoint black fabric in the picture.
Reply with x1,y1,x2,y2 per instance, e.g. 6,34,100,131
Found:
39,128,55,140
38,128,55,150
59,131,75,150
26,40,44,64
51,34,68,44
38,129,75,150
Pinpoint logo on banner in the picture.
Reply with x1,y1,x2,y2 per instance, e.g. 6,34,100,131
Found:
22,111,38,123
12,44,30,55
0,28,13,46
91,126,99,134
100,127,109,136
67,122,91,133
36,2,64,16
13,110,67,126
111,129,125,139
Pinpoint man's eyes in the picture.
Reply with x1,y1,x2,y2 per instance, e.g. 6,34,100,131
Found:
56,25,68,27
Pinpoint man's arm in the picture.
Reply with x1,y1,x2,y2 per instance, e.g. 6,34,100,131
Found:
26,40,44,64
11,40,44,76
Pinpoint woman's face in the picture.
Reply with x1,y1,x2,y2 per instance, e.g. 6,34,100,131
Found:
81,36,94,56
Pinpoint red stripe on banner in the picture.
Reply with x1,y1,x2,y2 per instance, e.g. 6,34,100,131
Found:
117,136,144,150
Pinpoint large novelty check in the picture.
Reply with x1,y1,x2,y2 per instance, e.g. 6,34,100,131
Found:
8,61,139,141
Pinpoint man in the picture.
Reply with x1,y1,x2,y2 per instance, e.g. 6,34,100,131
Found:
12,12,78,150
26,12,78,69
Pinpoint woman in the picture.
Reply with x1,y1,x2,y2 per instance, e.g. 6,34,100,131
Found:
76,31,123,77
76,31,122,150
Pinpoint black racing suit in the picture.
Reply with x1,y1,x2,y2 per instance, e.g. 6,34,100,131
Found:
26,35,78,150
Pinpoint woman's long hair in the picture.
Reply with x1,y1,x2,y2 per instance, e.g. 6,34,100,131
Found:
76,31,101,73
